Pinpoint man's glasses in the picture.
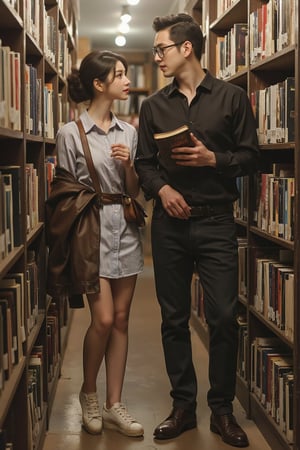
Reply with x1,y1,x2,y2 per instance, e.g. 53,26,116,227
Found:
152,41,185,58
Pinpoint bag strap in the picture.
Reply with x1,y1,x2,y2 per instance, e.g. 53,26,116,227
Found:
76,119,102,195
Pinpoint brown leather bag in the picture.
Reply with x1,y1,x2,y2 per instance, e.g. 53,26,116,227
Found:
122,195,147,227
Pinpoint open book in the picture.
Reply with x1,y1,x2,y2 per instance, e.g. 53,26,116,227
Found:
154,125,193,169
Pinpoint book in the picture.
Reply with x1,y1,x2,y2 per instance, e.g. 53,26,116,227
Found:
154,125,193,169
0,166,22,246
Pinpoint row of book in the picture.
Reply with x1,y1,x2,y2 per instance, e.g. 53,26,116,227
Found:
216,23,248,80
254,250,294,342
0,166,22,260
58,29,73,80
25,163,39,234
254,163,295,242
44,10,56,66
25,0,40,45
251,77,295,145
0,254,39,392
250,0,295,64
0,42,21,131
216,0,239,18
250,336,293,442
25,64,55,138
27,345,44,448
0,163,40,262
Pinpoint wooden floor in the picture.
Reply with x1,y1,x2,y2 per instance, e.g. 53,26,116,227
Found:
42,263,271,450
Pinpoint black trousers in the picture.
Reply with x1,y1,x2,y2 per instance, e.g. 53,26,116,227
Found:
151,206,239,415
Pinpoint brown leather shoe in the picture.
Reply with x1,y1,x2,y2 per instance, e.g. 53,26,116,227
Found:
153,407,197,440
210,413,249,447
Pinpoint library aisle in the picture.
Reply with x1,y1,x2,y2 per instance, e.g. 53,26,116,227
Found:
42,262,270,450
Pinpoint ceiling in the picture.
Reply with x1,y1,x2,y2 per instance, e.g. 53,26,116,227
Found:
78,0,184,53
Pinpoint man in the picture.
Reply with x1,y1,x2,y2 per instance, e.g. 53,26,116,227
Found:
135,13,259,448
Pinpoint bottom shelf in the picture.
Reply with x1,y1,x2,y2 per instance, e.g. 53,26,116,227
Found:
250,395,293,450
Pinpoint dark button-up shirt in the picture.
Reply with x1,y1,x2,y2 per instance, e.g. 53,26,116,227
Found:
135,70,260,205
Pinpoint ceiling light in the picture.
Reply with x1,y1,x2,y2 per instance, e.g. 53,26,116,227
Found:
127,0,140,5
121,5,131,23
115,34,126,47
118,22,130,34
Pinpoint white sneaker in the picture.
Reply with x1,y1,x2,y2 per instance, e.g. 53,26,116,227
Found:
79,391,102,434
102,402,144,437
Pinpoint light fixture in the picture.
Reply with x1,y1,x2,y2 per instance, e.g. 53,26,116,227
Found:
118,22,130,34
115,34,126,47
121,5,131,23
127,0,140,5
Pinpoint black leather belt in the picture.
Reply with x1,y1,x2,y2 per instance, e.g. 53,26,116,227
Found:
190,203,233,217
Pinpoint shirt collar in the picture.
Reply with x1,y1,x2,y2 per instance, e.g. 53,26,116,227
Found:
79,109,125,134
166,69,213,97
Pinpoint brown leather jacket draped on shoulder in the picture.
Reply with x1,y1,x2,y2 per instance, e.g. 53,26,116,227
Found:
45,167,100,308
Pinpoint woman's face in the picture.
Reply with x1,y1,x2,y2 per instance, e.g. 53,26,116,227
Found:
105,60,131,101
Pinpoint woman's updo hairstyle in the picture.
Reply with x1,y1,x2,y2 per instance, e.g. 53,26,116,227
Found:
67,50,128,103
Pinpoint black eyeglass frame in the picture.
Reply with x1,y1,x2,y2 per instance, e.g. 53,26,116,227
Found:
152,41,185,58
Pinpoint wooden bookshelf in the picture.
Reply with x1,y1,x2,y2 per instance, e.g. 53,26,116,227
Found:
185,1,299,449
0,0,78,448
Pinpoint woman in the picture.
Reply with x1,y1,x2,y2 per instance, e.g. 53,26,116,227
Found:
55,50,144,437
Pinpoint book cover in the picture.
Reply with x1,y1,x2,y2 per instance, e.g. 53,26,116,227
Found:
154,125,193,169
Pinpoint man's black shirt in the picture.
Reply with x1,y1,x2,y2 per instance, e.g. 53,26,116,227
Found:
135,70,260,206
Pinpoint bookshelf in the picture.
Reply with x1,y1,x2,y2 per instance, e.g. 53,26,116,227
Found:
185,1,299,450
0,0,78,449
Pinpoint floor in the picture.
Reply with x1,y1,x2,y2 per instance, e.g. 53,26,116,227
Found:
42,263,271,450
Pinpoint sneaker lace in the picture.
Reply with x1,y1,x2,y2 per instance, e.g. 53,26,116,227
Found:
115,403,136,424
86,396,100,419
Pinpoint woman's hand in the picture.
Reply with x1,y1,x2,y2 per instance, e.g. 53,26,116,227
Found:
111,143,132,168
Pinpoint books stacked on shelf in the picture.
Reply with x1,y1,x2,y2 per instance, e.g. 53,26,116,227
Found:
0,272,25,381
0,173,14,259
27,345,44,448
25,163,39,233
250,336,293,442
24,0,41,45
249,0,295,64
251,77,295,145
253,249,294,342
44,8,57,66
24,64,42,136
58,30,72,80
0,166,22,253
216,23,248,80
0,42,21,131
253,163,295,241
217,0,239,17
